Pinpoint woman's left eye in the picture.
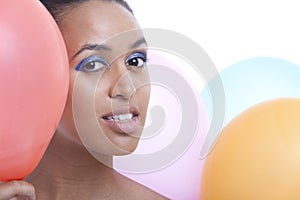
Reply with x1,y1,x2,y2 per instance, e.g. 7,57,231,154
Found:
125,52,147,68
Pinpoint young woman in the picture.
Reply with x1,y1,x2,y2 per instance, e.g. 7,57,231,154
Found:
0,0,168,199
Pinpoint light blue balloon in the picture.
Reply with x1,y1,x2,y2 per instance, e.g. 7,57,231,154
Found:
201,57,300,155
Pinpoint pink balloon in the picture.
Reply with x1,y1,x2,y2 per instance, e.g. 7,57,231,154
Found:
115,51,208,199
0,0,69,181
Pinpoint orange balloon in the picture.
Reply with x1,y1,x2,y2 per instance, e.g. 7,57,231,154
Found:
0,0,68,181
200,98,300,200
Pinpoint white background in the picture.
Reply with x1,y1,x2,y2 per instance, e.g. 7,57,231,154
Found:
127,0,300,71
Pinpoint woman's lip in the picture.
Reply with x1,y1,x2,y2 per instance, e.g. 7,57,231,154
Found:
100,106,140,134
101,116,140,134
101,106,139,119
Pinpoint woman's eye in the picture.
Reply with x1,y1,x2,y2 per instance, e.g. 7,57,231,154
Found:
75,56,109,72
81,61,106,72
125,52,147,68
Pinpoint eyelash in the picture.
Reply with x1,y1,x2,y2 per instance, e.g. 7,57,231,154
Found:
75,52,148,72
75,55,109,72
125,52,148,69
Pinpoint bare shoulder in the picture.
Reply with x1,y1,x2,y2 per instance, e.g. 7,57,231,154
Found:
115,172,170,200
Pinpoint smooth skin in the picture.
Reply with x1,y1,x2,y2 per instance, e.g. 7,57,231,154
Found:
0,1,168,199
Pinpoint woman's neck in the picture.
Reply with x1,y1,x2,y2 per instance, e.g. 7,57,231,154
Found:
25,132,119,199
25,132,170,200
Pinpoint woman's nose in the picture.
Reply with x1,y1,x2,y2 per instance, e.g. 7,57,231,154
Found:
109,61,135,100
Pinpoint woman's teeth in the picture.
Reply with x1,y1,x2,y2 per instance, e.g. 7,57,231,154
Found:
106,113,134,121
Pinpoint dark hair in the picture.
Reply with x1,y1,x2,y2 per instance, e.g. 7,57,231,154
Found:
40,0,133,25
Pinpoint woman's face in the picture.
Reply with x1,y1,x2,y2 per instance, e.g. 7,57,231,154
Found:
57,0,150,155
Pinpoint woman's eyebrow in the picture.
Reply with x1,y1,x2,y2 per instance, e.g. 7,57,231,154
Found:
71,44,111,60
71,37,147,60
130,37,147,49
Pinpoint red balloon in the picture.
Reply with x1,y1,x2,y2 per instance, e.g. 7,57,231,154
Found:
0,0,69,181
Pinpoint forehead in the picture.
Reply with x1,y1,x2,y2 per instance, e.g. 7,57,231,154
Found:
59,1,142,57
